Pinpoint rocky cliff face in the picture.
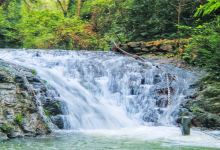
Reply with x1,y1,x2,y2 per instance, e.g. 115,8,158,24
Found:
185,78,220,130
0,60,65,140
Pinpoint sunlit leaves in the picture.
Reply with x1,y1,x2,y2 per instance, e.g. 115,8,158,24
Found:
195,0,220,17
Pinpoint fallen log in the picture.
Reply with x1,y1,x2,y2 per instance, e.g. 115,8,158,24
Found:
112,41,145,62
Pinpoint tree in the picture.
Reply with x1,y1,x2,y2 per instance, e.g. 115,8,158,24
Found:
0,0,22,47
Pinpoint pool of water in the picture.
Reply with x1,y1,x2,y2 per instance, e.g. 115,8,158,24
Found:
1,126,220,150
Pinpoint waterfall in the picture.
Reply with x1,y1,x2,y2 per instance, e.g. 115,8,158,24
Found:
0,49,197,130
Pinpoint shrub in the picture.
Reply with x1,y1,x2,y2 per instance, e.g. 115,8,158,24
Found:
183,17,220,76
31,69,37,75
15,113,23,125
0,123,13,134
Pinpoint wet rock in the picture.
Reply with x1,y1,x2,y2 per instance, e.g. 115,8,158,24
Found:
43,100,63,116
0,60,65,139
156,87,174,95
27,76,41,83
0,83,16,90
51,115,65,129
153,75,161,84
156,97,168,108
4,110,15,122
8,131,24,138
141,78,145,84
0,74,6,82
142,110,158,123
184,81,220,129
0,132,8,141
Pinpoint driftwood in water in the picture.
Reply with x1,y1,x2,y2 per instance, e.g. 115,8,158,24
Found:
113,41,145,62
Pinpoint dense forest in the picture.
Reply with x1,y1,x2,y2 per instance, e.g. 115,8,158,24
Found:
0,0,220,129
0,0,218,50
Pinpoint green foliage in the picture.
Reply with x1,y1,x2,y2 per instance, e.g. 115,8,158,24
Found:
81,0,133,49
44,109,50,117
0,0,99,50
0,0,22,47
15,113,23,125
183,17,220,76
195,0,220,17
18,9,62,48
31,69,37,75
0,0,213,50
80,0,199,48
125,0,199,41
0,123,13,134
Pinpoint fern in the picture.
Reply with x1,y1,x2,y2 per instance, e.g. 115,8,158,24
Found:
195,0,220,17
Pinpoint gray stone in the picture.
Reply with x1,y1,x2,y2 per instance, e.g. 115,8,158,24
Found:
160,44,173,52
51,115,65,129
8,131,24,138
153,75,161,84
0,83,16,90
0,132,8,141
0,60,65,139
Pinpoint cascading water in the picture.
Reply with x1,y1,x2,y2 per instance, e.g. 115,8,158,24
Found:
0,49,197,130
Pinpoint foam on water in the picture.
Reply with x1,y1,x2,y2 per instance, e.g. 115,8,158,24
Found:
79,126,220,148
0,49,197,128
0,49,219,148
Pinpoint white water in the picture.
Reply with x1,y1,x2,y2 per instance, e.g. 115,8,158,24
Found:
79,126,220,148
1,49,220,148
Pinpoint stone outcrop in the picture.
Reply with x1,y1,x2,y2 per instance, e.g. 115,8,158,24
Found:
185,80,220,130
120,39,190,55
0,60,65,140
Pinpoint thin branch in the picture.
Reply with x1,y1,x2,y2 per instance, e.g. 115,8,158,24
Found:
113,41,145,62
57,0,67,16
23,0,31,10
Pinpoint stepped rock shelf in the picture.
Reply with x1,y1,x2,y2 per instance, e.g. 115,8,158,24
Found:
119,39,190,55
0,60,65,140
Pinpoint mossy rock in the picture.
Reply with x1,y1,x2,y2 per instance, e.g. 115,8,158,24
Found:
202,86,220,97
43,101,63,116
0,123,13,134
192,112,220,129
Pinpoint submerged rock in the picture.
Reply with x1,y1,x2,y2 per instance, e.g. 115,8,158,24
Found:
0,132,8,141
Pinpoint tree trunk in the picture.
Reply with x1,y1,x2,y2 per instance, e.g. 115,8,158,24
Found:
76,0,81,17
